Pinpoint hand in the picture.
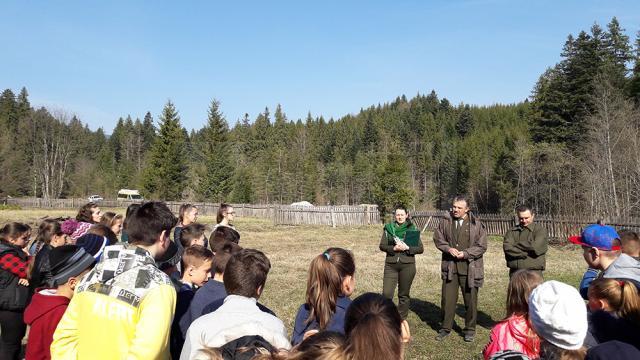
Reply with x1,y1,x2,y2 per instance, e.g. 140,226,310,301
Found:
448,248,460,257
393,244,406,252
455,251,465,259
18,278,29,286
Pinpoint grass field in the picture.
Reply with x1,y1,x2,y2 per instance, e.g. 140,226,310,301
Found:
1,209,586,360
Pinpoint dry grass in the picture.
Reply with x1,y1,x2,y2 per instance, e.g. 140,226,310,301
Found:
2,209,586,360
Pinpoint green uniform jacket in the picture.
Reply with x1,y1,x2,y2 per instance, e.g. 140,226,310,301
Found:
433,212,487,288
379,222,424,264
503,222,548,271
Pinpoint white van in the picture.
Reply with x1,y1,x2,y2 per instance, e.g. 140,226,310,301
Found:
117,189,144,202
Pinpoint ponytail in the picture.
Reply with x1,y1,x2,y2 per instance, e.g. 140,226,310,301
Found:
306,248,355,330
344,293,404,360
589,278,640,323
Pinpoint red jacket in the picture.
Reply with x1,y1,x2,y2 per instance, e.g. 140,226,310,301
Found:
483,314,540,360
24,288,70,360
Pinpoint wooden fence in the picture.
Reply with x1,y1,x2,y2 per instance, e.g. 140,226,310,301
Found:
274,205,380,227
411,211,640,242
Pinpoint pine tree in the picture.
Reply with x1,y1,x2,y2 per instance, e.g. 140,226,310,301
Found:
197,99,233,202
142,100,188,200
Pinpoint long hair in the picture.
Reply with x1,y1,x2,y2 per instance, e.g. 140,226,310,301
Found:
35,219,64,246
305,248,355,330
217,203,231,224
589,278,640,323
539,342,586,360
344,292,404,360
506,270,543,317
252,331,346,360
0,222,31,244
100,212,123,228
76,203,99,223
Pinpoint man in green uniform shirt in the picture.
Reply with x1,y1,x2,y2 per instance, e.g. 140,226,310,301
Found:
503,205,548,277
434,195,487,343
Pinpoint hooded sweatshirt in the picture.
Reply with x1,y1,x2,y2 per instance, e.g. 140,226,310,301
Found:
603,254,640,285
24,289,70,360
483,314,541,360
50,244,176,360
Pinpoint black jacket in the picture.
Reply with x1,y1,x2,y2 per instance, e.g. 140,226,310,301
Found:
0,242,30,311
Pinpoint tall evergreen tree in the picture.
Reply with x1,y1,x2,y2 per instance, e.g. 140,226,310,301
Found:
197,99,233,202
142,100,188,200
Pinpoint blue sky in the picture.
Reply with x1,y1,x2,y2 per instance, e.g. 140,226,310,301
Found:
1,0,639,132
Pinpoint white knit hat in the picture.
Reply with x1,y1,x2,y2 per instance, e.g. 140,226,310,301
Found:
528,280,587,350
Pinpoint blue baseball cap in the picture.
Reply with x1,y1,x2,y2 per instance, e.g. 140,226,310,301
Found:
569,224,620,250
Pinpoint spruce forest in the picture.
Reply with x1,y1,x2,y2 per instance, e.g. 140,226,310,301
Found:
1,18,640,217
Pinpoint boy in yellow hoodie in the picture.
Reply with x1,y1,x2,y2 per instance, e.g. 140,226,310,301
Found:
51,202,178,360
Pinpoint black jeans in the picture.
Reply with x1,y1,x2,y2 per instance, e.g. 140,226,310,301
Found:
0,310,26,360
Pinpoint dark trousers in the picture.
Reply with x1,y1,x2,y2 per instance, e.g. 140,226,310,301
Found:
441,273,478,335
382,261,416,319
0,310,26,360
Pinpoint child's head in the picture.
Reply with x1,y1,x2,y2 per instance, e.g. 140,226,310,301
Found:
506,270,543,318
179,204,198,225
181,245,214,287
344,292,410,360
223,248,270,299
528,281,587,353
306,248,356,330
181,223,207,248
212,240,241,276
76,234,109,261
127,202,177,258
209,226,240,249
620,230,640,258
76,202,102,224
100,212,124,236
288,331,346,360
35,219,67,248
48,245,95,296
569,224,621,270
156,240,183,275
0,222,32,248
123,203,141,230
587,278,640,322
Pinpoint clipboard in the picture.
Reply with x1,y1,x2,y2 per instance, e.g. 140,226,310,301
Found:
403,230,421,247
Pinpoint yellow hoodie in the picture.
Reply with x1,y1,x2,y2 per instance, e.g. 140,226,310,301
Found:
51,245,176,360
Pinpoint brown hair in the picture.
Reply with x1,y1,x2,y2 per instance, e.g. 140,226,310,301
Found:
88,224,118,245
588,278,640,323
223,249,270,298
506,270,544,317
253,331,347,360
212,240,241,274
35,219,64,245
181,245,213,273
179,203,197,224
539,342,587,360
0,222,31,244
209,226,240,249
127,202,177,246
620,230,640,257
216,203,232,224
123,203,141,230
180,223,207,248
306,248,355,330
344,292,404,360
100,212,123,227
76,203,99,224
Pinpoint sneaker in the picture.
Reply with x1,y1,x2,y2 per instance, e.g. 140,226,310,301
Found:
435,330,451,341
464,333,475,342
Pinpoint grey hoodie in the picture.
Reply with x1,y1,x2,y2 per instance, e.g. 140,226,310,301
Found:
603,253,640,286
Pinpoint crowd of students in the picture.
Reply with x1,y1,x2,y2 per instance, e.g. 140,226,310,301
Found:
1,202,640,360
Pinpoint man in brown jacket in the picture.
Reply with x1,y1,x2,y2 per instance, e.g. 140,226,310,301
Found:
503,205,548,277
433,195,487,342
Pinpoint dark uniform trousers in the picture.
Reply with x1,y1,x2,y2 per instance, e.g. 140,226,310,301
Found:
441,219,477,335
382,261,416,319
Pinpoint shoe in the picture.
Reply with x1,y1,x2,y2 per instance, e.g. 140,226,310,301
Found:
464,333,475,342
435,330,451,341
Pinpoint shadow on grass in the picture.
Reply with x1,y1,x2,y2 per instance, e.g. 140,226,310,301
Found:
409,298,497,334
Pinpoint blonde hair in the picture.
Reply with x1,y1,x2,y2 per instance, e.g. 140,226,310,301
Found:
588,278,640,323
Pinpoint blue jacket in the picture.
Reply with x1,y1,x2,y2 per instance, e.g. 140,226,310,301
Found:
179,279,226,338
291,295,351,345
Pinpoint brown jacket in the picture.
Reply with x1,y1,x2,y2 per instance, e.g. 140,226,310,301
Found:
433,212,488,288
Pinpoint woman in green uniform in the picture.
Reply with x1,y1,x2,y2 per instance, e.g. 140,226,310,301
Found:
379,205,424,319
